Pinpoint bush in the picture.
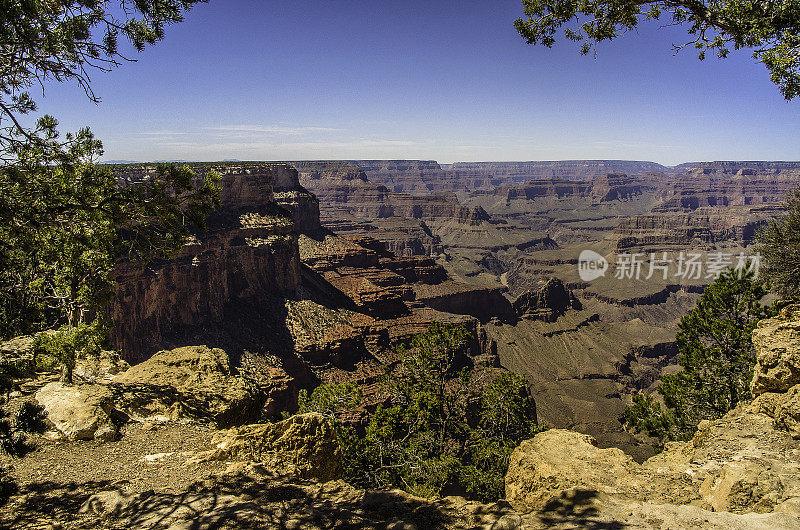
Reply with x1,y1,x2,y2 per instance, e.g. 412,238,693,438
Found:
758,187,800,299
303,323,541,501
624,269,775,446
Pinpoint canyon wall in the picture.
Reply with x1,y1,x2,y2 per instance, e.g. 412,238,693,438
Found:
109,163,304,363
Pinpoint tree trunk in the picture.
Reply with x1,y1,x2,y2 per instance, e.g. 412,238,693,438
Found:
60,363,73,385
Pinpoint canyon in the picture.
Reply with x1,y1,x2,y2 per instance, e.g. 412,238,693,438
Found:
106,158,800,459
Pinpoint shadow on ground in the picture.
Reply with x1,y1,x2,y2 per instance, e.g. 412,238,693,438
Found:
0,470,455,529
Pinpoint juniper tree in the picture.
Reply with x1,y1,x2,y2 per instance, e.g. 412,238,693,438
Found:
515,0,800,100
624,269,775,445
757,187,800,299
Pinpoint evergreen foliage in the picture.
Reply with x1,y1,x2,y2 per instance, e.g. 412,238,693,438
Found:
757,187,800,299
624,269,775,446
0,0,218,380
515,0,800,100
300,323,541,502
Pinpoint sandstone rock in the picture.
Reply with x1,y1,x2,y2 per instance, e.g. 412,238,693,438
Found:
751,304,800,395
774,384,800,439
505,429,643,512
197,413,341,481
35,382,120,441
73,350,130,383
113,346,263,427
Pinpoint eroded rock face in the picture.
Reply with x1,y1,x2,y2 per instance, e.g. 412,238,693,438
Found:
196,413,341,481
751,304,800,395
113,345,265,427
109,164,304,363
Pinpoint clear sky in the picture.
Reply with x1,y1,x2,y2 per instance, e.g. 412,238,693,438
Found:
35,0,800,165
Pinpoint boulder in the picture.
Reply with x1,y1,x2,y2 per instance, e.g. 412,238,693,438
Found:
774,384,800,439
35,382,121,441
505,429,648,512
751,304,800,395
0,335,36,378
195,413,341,481
74,350,130,383
113,346,263,428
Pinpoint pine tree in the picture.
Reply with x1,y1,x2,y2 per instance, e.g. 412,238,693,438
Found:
624,269,774,445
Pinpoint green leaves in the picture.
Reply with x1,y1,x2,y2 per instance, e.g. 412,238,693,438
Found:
312,323,541,502
624,269,775,446
757,186,800,297
515,0,800,100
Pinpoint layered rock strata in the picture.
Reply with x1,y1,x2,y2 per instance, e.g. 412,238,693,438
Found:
109,163,304,363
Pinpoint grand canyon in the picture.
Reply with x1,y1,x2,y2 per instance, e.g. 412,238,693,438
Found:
107,157,798,461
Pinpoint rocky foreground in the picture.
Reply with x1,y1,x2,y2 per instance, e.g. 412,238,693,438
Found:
0,306,799,528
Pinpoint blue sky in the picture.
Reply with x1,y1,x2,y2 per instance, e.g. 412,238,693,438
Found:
36,0,800,165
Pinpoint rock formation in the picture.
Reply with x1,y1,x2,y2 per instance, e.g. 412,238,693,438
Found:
504,304,800,524
512,278,581,321
109,163,303,363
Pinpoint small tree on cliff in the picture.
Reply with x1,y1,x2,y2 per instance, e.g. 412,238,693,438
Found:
0,1,220,379
757,187,800,300
624,268,774,445
515,0,800,100
302,323,540,502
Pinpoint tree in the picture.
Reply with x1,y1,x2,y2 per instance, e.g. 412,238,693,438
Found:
624,268,775,445
757,187,800,299
1,1,209,162
306,323,541,502
0,1,220,379
515,0,800,100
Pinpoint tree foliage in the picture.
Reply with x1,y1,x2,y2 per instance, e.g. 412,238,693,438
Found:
757,187,800,299
303,323,541,502
515,0,800,100
0,1,219,379
624,269,774,446
1,0,208,162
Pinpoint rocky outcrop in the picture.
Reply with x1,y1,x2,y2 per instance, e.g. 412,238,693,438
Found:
109,163,304,363
113,346,267,427
512,278,581,321
505,429,693,512
751,304,800,395
35,382,121,441
193,413,341,481
505,303,800,522
271,164,322,233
